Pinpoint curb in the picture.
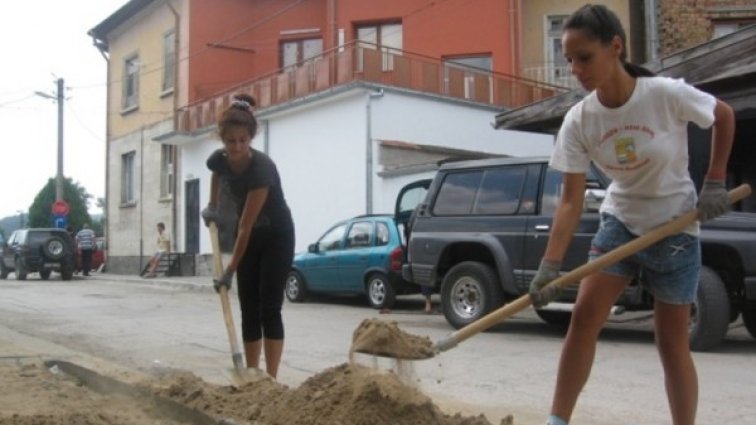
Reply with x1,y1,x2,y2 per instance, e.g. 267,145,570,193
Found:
86,274,218,293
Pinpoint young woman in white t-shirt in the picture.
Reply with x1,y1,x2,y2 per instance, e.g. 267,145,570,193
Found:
529,5,735,425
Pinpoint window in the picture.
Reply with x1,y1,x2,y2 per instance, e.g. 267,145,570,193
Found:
376,222,390,246
318,223,347,251
712,20,755,39
122,55,139,111
444,55,492,100
121,151,136,204
346,221,372,248
281,38,323,68
162,30,175,93
356,22,402,70
433,167,529,216
546,15,569,82
160,145,174,198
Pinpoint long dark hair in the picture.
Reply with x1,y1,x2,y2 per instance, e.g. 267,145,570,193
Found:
218,93,258,139
564,4,654,78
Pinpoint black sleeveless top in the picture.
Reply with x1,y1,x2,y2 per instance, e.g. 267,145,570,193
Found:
207,148,293,231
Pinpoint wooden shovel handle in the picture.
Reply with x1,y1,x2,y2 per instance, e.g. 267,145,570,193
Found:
440,184,752,351
209,222,243,360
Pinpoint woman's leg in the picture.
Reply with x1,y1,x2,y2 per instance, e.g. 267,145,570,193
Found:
244,340,262,369
263,338,284,378
551,272,630,422
654,300,697,425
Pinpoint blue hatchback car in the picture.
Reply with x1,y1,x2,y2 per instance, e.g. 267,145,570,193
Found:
285,214,418,309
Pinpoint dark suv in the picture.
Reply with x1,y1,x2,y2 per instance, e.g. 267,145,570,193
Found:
396,156,756,351
0,228,75,281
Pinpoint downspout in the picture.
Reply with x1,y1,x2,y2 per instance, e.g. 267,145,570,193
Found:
91,38,111,270
646,0,659,61
365,89,384,214
139,126,145,272
167,1,180,252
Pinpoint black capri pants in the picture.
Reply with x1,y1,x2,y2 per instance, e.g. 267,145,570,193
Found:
235,224,295,342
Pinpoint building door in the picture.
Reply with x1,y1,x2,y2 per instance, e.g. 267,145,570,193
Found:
185,179,200,254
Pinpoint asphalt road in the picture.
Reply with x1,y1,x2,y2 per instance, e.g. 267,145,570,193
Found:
0,274,754,424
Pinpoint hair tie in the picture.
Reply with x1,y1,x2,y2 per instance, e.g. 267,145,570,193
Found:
231,99,252,110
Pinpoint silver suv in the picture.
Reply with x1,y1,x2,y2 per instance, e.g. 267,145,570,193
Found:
0,228,75,281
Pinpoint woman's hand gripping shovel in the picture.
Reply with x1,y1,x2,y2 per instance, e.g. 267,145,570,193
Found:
351,184,752,360
209,222,265,386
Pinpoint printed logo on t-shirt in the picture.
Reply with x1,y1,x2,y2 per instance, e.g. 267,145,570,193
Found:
613,136,637,164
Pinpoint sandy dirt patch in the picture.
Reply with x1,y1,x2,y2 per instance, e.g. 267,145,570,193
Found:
0,359,513,425
349,318,435,360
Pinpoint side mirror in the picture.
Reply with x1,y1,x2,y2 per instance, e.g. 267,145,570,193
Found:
584,188,606,213
308,243,319,253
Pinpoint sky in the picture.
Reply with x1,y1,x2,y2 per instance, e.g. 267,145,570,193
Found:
0,0,130,219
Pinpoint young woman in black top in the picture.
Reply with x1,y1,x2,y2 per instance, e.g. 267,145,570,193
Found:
203,94,295,379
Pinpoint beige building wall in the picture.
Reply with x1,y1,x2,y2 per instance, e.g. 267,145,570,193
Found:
520,1,632,87
103,0,189,272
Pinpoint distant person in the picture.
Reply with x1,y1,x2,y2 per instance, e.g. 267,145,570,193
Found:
143,222,171,278
75,224,96,276
201,93,295,379
421,286,433,314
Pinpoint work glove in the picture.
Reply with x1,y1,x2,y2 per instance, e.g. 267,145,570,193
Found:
201,206,220,227
214,267,234,293
528,259,562,308
697,178,729,222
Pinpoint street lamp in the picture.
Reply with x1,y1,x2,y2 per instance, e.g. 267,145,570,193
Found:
34,78,65,202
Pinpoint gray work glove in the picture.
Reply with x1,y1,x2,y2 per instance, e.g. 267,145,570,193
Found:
697,178,729,222
213,267,234,293
201,206,220,227
529,259,562,308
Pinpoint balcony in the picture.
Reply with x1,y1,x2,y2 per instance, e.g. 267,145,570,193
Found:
177,41,569,132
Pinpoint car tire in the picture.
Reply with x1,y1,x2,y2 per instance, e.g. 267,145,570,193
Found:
441,261,503,329
285,271,307,303
0,261,8,280
366,273,395,310
43,236,67,261
689,266,730,351
15,258,27,281
60,266,73,281
742,309,756,339
535,309,572,326
40,269,51,280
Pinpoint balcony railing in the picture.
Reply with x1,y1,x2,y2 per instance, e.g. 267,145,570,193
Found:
177,41,569,132
522,64,581,90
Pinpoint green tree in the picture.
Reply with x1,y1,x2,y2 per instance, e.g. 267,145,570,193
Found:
27,177,93,231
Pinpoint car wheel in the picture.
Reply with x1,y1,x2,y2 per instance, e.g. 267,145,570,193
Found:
285,271,307,303
689,266,730,351
441,261,503,329
535,309,572,326
60,266,73,281
742,309,756,339
366,273,395,309
43,236,67,261
15,257,27,281
40,269,51,280
0,261,8,280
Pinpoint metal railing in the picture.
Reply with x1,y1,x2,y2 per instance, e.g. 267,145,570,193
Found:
177,41,569,132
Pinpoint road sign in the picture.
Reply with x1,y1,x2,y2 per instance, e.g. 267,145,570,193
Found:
52,200,70,217
53,216,67,229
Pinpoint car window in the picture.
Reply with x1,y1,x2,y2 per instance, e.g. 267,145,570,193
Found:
433,171,483,215
542,167,605,215
346,221,372,249
27,232,51,245
376,222,390,246
318,223,347,252
472,167,527,215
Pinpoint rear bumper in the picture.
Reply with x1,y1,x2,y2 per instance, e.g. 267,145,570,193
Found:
745,276,756,300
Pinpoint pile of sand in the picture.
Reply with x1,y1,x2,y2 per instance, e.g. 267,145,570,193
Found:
152,363,496,425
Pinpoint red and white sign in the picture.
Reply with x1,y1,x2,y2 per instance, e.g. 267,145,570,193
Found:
51,200,70,216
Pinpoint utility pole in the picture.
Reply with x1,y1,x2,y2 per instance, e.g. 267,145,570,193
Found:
35,77,65,202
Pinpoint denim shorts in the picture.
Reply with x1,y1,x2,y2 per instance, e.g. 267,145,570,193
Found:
588,213,701,304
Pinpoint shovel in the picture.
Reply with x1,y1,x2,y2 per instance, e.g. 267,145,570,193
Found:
352,184,751,359
208,222,263,385
432,184,752,354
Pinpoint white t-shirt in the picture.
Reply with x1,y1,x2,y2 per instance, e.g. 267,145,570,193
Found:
550,76,716,235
